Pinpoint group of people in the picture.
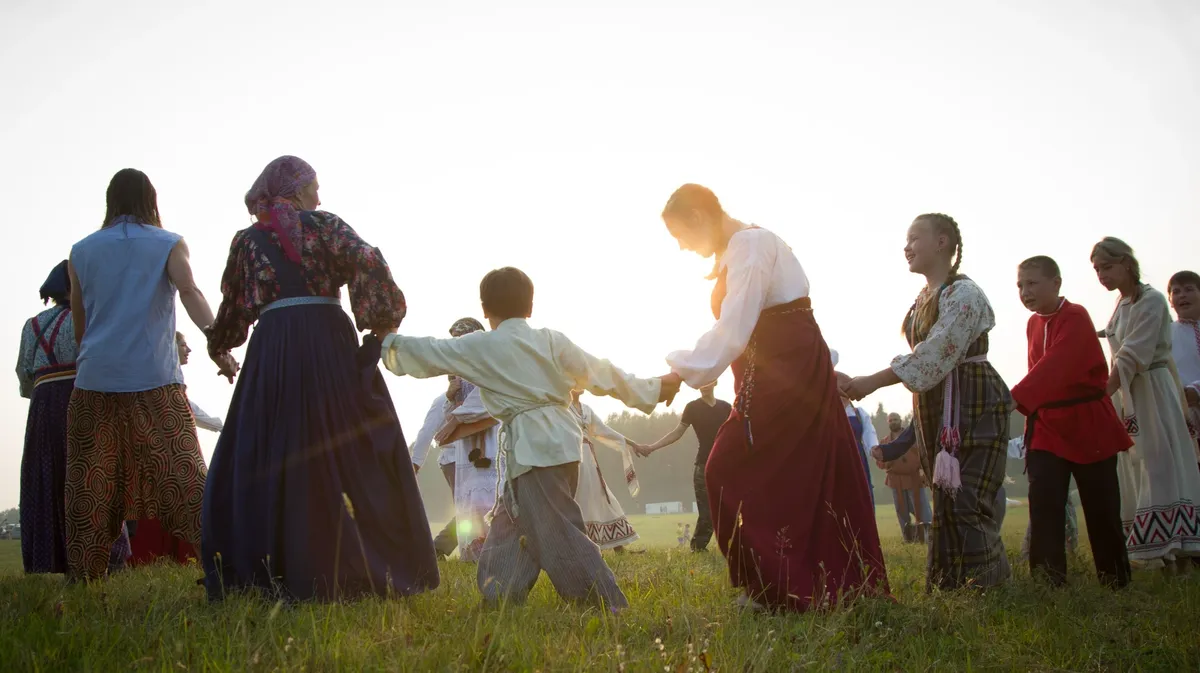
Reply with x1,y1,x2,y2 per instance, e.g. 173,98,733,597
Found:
14,164,1200,614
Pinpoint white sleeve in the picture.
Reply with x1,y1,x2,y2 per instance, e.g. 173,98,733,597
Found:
667,232,775,388
190,400,224,433
857,407,878,448
1007,437,1025,459
584,404,641,497
585,405,631,453
410,394,450,468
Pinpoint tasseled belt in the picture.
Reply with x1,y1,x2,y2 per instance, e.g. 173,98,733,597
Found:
932,354,989,497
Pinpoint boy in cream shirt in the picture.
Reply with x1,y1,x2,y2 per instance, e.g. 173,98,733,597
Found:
380,267,680,608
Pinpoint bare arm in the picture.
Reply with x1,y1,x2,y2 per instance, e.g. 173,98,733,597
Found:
644,422,690,453
68,259,84,347
166,239,217,331
443,418,500,444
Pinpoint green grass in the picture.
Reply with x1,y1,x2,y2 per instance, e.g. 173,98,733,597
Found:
2,508,1198,672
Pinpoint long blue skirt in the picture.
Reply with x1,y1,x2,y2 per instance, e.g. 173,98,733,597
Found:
201,304,439,601
21,377,131,574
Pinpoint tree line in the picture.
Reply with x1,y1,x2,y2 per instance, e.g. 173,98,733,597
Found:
414,405,1031,520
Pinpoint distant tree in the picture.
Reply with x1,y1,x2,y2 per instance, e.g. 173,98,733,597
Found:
0,508,17,526
411,404,1035,524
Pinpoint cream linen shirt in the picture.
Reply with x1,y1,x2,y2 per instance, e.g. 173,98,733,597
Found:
381,318,660,482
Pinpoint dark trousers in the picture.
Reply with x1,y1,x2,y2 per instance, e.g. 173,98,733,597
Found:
433,463,458,557
1027,450,1129,587
691,465,714,551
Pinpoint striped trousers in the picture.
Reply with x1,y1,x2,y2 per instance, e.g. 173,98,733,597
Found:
477,463,628,608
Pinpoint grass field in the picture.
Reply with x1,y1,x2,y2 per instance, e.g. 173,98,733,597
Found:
2,507,1198,672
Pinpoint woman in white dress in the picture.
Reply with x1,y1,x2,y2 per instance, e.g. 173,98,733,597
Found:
430,318,502,562
1092,237,1200,572
570,391,641,550
443,383,501,561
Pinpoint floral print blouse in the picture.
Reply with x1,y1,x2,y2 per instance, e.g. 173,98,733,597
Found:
208,210,405,357
891,278,995,393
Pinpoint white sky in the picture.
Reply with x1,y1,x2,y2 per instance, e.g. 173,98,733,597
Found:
1,0,1197,507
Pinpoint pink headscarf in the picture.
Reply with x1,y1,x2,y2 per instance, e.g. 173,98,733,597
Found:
245,155,316,263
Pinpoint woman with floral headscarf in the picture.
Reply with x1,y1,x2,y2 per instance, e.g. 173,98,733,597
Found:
201,156,438,601
16,261,131,574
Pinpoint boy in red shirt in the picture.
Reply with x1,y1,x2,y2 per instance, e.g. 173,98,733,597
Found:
1012,256,1133,587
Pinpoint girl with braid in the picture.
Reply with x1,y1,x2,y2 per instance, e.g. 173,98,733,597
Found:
846,213,1013,591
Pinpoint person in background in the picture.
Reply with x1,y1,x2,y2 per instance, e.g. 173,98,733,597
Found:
409,388,462,559
1092,239,1200,573
875,412,931,543
833,350,877,505
65,169,229,582
1167,270,1200,470
433,318,502,562
17,260,130,575
637,379,732,552
571,390,641,552
1010,255,1131,587
127,331,221,567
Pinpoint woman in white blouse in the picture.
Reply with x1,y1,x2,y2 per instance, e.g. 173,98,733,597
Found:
663,184,889,612
846,213,1013,591
1092,238,1200,572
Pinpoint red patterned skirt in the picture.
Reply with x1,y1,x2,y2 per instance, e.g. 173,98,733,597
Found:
706,299,889,611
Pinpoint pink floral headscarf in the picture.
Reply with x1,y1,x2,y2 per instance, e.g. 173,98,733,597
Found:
245,155,316,263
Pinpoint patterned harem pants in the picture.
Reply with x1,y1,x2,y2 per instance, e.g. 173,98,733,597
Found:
65,383,207,581
477,463,628,608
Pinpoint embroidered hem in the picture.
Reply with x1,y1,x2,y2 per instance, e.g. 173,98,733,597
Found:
585,517,639,549
1123,500,1200,560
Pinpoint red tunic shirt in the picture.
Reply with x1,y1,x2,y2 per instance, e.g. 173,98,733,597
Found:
1011,299,1132,464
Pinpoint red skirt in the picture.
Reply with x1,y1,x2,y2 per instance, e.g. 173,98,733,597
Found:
129,518,197,566
705,299,889,611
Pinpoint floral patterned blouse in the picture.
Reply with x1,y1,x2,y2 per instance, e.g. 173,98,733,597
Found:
890,278,995,393
208,210,405,357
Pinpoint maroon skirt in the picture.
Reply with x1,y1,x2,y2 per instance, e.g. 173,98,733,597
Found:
705,299,889,611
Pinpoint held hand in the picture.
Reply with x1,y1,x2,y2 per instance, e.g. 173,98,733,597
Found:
213,352,239,383
658,373,683,405
835,370,853,396
1186,387,1200,408
1105,375,1120,398
843,376,877,401
446,376,463,402
371,324,399,340
870,445,884,461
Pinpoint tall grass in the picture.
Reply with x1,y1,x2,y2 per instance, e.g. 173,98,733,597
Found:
1,515,1197,671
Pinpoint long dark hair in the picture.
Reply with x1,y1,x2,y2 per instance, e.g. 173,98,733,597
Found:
102,169,162,228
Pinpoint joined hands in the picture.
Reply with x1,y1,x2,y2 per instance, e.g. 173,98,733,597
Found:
212,352,240,383
658,372,682,405
837,370,879,402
